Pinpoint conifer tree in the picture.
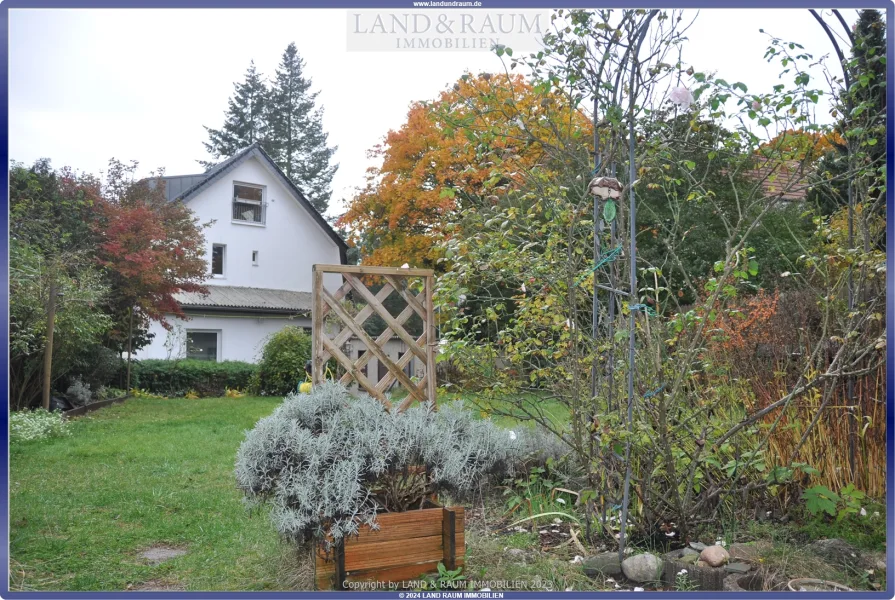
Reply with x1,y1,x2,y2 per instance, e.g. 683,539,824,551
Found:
201,61,270,169
265,43,337,214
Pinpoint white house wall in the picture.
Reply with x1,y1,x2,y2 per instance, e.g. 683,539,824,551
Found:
137,314,311,363
189,156,343,291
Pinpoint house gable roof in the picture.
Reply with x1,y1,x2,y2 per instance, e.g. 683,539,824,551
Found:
169,143,348,261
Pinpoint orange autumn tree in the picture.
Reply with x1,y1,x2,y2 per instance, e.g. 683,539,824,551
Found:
758,128,845,163
339,72,591,268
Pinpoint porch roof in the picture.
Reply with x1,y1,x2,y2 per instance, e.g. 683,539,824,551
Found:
175,285,312,313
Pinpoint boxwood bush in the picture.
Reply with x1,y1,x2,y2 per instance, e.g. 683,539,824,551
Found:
126,359,256,397
250,326,312,396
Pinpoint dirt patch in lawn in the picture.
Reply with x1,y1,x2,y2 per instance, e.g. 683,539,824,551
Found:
139,545,187,564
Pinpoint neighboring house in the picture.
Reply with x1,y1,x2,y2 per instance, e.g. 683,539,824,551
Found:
136,143,347,363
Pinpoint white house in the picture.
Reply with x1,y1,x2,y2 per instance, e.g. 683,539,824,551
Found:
136,143,348,363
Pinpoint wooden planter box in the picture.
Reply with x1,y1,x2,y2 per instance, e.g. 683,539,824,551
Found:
315,506,465,591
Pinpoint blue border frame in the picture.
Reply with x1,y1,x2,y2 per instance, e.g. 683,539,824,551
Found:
2,1,893,599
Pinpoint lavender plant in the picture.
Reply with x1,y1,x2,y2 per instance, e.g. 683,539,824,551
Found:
65,378,93,406
235,382,523,544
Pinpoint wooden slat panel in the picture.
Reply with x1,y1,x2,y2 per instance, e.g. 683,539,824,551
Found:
311,264,437,408
321,334,391,409
344,535,443,571
375,332,425,394
383,274,428,320
320,283,395,363
347,560,442,584
344,273,427,362
318,279,354,319
315,264,434,277
321,286,427,405
316,507,465,590
340,304,416,388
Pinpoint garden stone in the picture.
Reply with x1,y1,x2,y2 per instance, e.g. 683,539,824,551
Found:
728,541,770,562
699,545,730,567
582,552,622,578
621,553,663,582
689,542,707,551
665,548,699,561
505,548,527,562
724,562,751,574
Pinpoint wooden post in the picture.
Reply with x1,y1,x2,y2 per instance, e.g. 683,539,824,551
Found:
312,266,324,385
425,275,437,406
334,539,347,591
125,306,134,391
41,278,58,411
442,508,456,570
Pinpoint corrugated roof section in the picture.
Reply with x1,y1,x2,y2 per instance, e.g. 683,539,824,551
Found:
175,285,312,312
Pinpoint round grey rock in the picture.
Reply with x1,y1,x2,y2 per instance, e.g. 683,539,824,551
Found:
621,552,664,583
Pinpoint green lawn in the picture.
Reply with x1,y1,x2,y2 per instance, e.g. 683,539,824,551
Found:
9,396,287,591
390,389,571,429
9,391,569,592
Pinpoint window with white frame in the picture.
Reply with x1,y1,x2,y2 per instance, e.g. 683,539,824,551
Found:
186,330,220,362
232,182,265,224
211,244,226,277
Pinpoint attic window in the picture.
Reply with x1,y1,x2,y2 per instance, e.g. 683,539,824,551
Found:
233,183,265,224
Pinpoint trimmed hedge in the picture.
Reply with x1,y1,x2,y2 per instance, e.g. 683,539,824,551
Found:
125,359,257,397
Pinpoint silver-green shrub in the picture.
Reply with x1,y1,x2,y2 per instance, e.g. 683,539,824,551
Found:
235,382,523,544
65,378,93,406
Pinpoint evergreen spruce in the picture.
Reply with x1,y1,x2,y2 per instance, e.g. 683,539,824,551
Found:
202,61,270,169
265,43,338,214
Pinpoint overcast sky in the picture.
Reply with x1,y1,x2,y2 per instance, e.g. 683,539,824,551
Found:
9,8,858,218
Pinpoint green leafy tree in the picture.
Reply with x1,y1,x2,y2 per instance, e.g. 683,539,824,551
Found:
9,160,112,410
202,61,270,168
809,9,886,224
9,240,112,410
265,43,337,214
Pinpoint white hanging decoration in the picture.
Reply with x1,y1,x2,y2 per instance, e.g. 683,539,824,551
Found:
588,176,622,199
669,86,695,107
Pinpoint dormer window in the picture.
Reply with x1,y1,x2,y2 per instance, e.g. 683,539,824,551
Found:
232,182,265,225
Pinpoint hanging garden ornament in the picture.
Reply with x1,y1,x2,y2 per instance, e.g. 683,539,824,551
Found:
669,86,695,107
588,176,622,199
603,199,617,223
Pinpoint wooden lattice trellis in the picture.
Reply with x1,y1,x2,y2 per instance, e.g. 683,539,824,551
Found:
311,264,436,412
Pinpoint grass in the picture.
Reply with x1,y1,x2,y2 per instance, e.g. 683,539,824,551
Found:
380,386,570,429
464,526,596,592
9,395,289,591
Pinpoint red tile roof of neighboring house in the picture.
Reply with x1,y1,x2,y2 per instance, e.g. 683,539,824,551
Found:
744,158,809,202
